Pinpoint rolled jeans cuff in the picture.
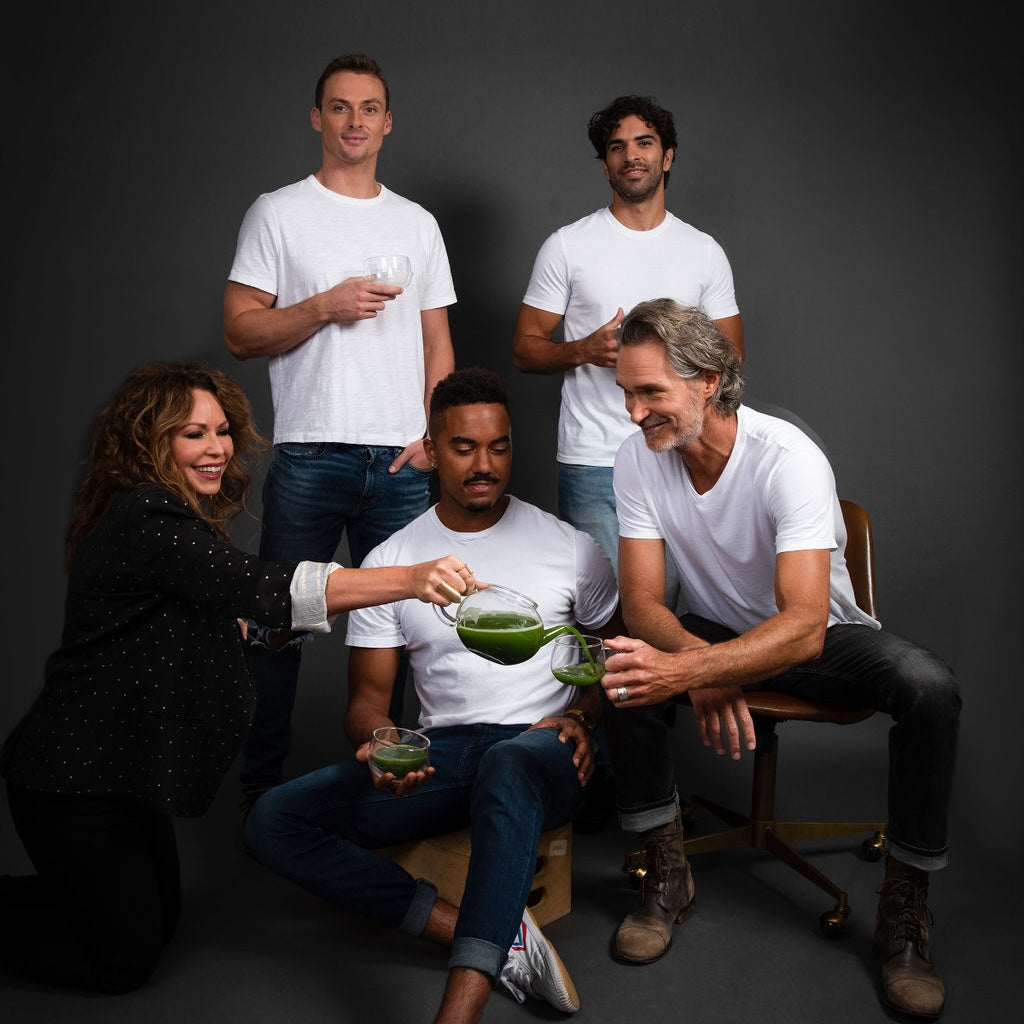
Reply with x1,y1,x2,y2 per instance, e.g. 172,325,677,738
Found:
449,936,506,980
618,790,680,834
398,878,438,937
888,840,949,873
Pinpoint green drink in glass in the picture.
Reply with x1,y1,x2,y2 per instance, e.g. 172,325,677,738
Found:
550,633,606,686
368,727,431,780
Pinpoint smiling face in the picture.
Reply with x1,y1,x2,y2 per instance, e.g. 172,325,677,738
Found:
170,389,233,497
425,402,512,531
616,340,710,453
601,114,674,203
311,70,392,168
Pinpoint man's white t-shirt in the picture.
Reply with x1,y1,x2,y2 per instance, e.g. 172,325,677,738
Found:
228,176,456,446
522,207,739,466
346,497,619,729
614,405,880,634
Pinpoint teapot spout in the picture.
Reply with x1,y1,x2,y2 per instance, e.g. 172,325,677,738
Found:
539,624,572,647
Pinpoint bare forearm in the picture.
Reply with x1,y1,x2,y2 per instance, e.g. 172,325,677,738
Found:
224,277,401,360
514,303,621,372
324,564,431,613
622,589,702,654
225,296,329,359
637,609,824,694
715,314,745,363
620,579,825,694
688,614,825,690
675,549,831,689
343,697,394,750
325,555,472,616
422,316,455,417
512,332,588,373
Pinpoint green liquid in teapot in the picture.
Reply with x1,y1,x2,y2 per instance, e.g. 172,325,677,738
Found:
456,612,544,665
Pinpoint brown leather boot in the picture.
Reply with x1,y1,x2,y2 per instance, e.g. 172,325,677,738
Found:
874,857,946,1019
615,811,696,964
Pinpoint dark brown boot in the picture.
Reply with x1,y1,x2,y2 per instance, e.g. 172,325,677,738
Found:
874,857,946,1019
615,811,695,964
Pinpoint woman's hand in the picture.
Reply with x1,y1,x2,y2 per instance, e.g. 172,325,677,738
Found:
410,556,484,605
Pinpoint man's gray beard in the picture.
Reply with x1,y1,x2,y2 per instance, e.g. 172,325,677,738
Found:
645,411,703,454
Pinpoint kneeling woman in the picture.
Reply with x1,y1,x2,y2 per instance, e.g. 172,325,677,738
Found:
0,362,475,992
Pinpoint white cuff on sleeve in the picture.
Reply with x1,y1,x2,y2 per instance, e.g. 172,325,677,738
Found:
290,561,343,632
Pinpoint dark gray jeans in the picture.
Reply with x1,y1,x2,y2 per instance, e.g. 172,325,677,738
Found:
602,617,961,871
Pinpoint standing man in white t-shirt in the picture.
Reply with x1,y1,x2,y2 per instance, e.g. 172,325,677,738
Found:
223,54,457,811
244,367,622,1023
513,94,743,573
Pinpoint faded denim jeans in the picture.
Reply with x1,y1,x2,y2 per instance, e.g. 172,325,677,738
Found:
244,724,588,978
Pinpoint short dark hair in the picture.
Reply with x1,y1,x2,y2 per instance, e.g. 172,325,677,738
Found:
587,95,678,187
314,53,389,110
429,367,509,435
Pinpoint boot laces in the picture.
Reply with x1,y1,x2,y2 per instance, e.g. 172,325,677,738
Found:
879,877,934,948
640,832,673,894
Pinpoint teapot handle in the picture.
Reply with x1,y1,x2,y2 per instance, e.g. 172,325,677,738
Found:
433,580,463,625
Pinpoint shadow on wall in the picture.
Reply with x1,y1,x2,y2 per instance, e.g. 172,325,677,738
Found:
744,396,831,458
425,189,567,512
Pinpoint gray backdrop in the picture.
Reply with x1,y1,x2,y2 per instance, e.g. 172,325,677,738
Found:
3,1,1019,883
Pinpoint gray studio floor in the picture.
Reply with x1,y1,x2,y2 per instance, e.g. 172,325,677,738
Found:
1,772,1014,1024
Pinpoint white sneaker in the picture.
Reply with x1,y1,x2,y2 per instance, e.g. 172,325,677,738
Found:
497,907,580,1013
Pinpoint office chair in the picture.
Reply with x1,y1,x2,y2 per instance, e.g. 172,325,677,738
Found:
624,499,887,937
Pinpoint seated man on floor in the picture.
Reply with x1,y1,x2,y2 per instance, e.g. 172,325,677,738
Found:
245,367,622,1024
599,299,960,1020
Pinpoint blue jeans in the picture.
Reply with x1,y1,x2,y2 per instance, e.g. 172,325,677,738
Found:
557,461,681,608
240,443,432,795
602,616,961,872
557,463,619,572
243,724,588,978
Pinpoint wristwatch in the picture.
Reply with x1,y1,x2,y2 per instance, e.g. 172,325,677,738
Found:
564,706,596,732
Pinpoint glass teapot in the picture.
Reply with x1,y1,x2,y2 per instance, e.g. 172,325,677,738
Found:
434,583,570,665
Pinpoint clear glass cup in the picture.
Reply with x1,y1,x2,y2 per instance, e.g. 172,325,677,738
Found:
363,254,413,286
368,726,431,779
550,633,606,687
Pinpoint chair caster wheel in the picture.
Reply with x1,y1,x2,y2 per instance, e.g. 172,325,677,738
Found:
819,904,849,939
860,830,887,862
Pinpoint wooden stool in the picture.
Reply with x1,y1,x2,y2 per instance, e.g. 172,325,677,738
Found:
379,823,573,927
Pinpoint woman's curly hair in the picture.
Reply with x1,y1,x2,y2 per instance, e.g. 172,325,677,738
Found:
64,362,266,567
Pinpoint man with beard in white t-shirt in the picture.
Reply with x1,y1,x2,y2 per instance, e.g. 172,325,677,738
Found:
513,93,743,574
600,299,960,1020
514,94,743,830
245,368,623,1024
